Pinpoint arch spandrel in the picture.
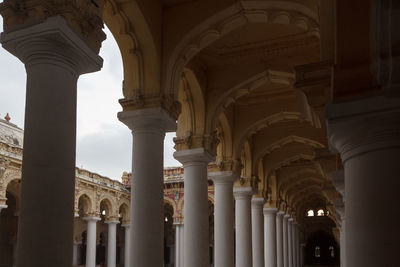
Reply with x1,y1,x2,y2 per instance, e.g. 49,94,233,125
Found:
262,143,316,174
206,69,296,136
232,110,303,161
176,68,206,138
251,124,326,171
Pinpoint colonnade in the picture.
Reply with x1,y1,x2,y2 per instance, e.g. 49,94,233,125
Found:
2,7,400,267
71,217,131,267
171,162,302,267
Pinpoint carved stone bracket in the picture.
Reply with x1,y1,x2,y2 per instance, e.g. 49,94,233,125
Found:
174,131,219,157
294,60,333,109
120,93,181,121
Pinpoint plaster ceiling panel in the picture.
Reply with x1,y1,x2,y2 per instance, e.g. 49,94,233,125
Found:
205,23,305,54
162,0,198,8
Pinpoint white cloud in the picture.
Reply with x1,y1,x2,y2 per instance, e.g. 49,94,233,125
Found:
0,17,180,181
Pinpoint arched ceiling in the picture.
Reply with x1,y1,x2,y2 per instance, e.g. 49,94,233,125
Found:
102,0,339,224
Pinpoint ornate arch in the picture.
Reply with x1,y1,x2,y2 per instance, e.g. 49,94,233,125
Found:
164,0,319,99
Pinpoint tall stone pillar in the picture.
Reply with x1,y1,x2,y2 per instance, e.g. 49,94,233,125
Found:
283,214,290,267
122,224,131,267
0,13,103,266
209,172,237,267
234,187,253,267
106,220,119,267
287,218,293,267
174,223,184,267
263,208,278,267
174,148,214,267
84,217,101,267
72,241,80,266
251,198,265,267
119,109,176,267
327,96,400,267
291,221,297,267
293,223,300,267
276,211,285,267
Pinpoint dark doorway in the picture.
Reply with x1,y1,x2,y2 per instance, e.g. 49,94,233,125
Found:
305,230,339,266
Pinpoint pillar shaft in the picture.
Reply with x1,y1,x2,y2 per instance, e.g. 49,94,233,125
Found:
287,219,293,267
174,223,184,267
293,223,300,267
210,172,237,267
0,16,102,267
283,215,289,267
251,198,265,267
276,211,285,267
72,242,79,266
84,217,100,267
119,109,176,267
107,220,119,267
263,208,277,267
174,148,214,267
327,96,400,267
234,187,253,267
122,224,131,267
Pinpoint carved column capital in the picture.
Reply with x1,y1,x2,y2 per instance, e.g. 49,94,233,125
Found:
119,93,181,121
0,0,106,53
327,95,400,163
174,132,219,157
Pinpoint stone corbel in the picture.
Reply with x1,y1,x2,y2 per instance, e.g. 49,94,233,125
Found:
120,93,181,121
174,132,219,157
294,60,333,109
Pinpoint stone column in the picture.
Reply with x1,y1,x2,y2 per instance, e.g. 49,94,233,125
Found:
119,109,176,267
233,187,253,267
291,222,296,267
174,223,184,267
293,223,300,267
122,224,131,267
84,217,101,267
283,215,290,267
0,16,102,267
327,96,400,267
263,208,277,267
209,172,237,267
276,211,285,267
106,220,119,267
287,218,293,267
174,148,214,267
251,198,265,267
72,241,80,266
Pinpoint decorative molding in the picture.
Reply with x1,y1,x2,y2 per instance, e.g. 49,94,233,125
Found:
119,93,181,121
0,0,106,53
327,95,400,162
174,132,219,157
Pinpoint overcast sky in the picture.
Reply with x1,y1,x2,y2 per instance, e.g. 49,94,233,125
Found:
0,17,180,181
